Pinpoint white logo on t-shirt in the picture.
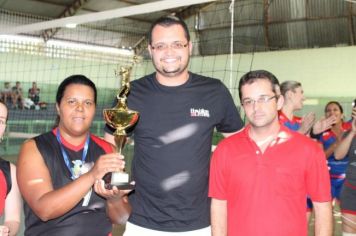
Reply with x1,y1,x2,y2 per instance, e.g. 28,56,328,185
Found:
190,108,210,118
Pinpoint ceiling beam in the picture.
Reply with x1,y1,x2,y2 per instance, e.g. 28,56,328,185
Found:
262,0,270,50
197,14,352,32
42,0,89,42
1,0,217,35
80,7,153,24
347,1,355,45
29,0,68,7
176,2,215,19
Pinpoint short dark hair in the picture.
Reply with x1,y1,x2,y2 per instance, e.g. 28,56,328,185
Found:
148,15,190,45
238,70,280,100
54,75,97,128
56,74,97,105
324,101,344,114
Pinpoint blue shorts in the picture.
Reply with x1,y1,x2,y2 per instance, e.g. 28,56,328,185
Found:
331,177,345,200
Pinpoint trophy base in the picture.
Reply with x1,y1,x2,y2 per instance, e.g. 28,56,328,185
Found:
110,172,134,190
111,182,135,190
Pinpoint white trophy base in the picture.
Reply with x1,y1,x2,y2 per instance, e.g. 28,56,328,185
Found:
111,172,129,185
110,172,134,189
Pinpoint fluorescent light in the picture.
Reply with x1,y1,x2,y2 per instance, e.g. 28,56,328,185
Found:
65,23,77,28
0,34,43,43
46,39,134,56
303,99,319,105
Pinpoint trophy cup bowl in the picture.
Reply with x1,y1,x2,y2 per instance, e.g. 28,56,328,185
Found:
103,107,139,189
103,108,139,133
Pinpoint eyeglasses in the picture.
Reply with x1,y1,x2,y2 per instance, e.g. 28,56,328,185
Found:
151,41,188,51
241,95,278,107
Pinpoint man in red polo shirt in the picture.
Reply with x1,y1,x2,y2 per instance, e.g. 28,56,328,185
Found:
209,70,332,236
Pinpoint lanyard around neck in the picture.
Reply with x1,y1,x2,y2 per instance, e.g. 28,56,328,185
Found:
56,129,90,180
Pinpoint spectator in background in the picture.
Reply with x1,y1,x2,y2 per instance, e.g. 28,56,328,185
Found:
334,106,356,235
0,100,21,236
0,83,12,104
279,80,336,219
28,82,40,105
11,81,24,109
279,80,336,136
319,101,352,205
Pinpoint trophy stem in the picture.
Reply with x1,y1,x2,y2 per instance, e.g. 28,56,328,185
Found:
114,133,126,154
111,131,133,189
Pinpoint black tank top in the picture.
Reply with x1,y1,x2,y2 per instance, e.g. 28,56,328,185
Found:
24,129,113,236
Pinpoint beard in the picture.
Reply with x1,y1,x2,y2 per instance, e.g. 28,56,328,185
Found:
153,56,190,78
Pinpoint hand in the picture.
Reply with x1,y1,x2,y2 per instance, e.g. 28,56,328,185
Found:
352,107,356,120
94,179,134,201
0,225,9,236
312,115,337,135
299,112,316,134
351,108,356,133
88,153,125,181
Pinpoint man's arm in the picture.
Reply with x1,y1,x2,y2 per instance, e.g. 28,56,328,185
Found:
313,201,333,236
211,198,227,236
221,131,237,138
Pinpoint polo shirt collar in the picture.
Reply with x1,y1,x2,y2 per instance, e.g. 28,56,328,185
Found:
242,123,293,144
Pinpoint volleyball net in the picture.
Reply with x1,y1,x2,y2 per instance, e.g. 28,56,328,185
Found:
0,0,260,154
0,0,352,154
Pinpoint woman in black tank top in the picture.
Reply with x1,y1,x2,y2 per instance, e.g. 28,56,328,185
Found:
17,75,126,236
0,100,21,236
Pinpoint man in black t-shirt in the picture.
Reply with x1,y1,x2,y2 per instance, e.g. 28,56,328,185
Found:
100,16,244,235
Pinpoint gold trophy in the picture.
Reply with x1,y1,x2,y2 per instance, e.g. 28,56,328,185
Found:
103,65,139,190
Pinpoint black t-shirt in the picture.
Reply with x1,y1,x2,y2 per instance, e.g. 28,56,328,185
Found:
346,133,356,185
24,130,113,236
105,72,244,231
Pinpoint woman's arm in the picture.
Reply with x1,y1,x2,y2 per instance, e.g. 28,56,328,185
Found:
334,112,356,160
3,164,21,236
334,130,355,160
17,139,124,221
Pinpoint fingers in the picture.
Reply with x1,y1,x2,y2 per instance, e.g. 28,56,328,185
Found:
0,226,9,236
303,112,315,121
91,153,126,180
352,108,356,118
93,179,133,200
325,115,337,124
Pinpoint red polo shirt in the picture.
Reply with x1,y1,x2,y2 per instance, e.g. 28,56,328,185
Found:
0,170,7,215
209,125,331,236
